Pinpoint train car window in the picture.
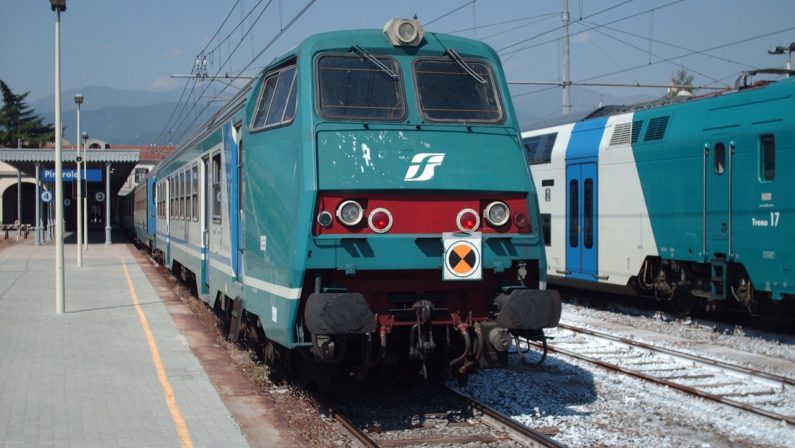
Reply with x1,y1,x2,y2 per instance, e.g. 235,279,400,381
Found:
541,213,551,247
569,179,578,248
317,54,405,121
186,169,192,220
180,172,186,220
251,64,297,131
414,58,503,123
171,178,177,218
760,134,775,181
192,164,199,221
584,179,594,249
523,133,557,165
714,142,726,175
212,153,222,223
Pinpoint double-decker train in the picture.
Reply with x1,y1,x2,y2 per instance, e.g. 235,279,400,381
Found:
124,19,560,383
522,69,794,328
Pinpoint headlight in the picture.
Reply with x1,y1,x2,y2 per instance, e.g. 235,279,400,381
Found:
484,201,510,227
336,200,363,226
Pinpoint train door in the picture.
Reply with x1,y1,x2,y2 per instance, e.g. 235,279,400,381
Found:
565,162,598,280
705,134,732,258
146,177,156,236
201,156,210,295
223,121,244,281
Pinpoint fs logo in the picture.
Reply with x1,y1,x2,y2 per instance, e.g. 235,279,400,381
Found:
404,153,445,182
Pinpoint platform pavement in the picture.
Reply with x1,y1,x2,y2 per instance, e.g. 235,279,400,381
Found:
0,236,253,448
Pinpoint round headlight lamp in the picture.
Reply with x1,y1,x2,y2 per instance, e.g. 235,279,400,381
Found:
484,201,510,227
336,200,364,226
457,208,480,233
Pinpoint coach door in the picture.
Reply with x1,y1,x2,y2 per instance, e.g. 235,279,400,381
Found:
705,135,733,258
201,156,210,295
147,177,156,235
565,162,598,280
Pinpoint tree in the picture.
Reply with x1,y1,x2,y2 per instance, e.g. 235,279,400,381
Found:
667,67,694,97
0,80,55,148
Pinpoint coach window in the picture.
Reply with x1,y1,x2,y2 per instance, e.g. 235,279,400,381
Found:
523,133,557,165
251,63,297,131
760,134,775,181
317,54,405,121
186,169,192,220
181,172,187,219
569,179,578,248
714,142,726,175
212,153,222,223
541,213,551,247
584,179,594,249
170,178,176,218
192,164,199,221
414,57,503,123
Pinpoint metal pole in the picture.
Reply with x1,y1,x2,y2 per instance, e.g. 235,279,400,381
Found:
16,150,21,241
76,102,82,266
54,8,65,314
105,162,112,244
35,163,42,245
561,0,571,115
83,141,88,250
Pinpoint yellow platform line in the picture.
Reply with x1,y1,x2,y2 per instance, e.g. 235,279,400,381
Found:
121,259,194,448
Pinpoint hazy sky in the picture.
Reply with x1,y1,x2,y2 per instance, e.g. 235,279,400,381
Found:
1,0,794,109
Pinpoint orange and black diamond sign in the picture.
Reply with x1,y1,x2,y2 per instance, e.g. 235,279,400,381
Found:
443,233,482,280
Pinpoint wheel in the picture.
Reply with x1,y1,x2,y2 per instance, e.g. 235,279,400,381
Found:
750,298,783,331
670,288,700,317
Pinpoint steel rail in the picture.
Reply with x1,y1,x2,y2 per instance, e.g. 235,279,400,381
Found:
534,325,795,426
557,323,795,386
444,386,566,448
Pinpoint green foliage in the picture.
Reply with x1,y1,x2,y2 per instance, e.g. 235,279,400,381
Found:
0,80,55,148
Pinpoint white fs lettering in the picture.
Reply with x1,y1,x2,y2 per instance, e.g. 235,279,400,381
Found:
404,153,445,182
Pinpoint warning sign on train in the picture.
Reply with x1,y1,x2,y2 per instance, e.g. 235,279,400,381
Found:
442,232,482,280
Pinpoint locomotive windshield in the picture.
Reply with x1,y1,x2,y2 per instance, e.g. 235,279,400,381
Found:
316,54,406,121
414,57,503,123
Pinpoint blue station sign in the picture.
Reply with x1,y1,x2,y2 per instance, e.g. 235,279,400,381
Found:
43,168,102,182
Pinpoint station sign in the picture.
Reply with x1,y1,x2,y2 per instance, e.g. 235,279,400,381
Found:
95,192,106,202
41,191,53,203
43,168,102,182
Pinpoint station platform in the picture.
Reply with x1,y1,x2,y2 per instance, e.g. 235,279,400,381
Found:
0,233,299,447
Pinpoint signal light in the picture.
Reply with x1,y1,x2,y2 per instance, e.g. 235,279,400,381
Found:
457,208,480,233
336,200,363,226
514,212,531,231
368,208,393,233
317,211,333,227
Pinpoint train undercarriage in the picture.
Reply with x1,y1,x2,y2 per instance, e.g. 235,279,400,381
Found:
634,256,793,330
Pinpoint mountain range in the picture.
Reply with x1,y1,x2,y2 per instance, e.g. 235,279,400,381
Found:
29,85,656,145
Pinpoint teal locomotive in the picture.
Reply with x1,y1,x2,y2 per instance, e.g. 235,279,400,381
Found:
523,69,794,328
129,19,561,381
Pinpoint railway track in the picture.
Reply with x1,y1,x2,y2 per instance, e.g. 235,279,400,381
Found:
529,323,795,426
316,381,564,447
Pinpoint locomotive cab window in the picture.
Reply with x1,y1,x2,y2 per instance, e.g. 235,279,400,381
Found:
760,134,775,181
316,54,405,121
414,57,503,122
523,133,557,165
251,63,297,131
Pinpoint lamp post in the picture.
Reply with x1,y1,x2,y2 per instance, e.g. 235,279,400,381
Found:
83,132,88,251
768,43,795,74
51,0,66,314
74,94,83,267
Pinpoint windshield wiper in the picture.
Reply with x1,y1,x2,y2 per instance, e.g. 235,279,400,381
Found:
351,45,398,80
446,49,487,84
